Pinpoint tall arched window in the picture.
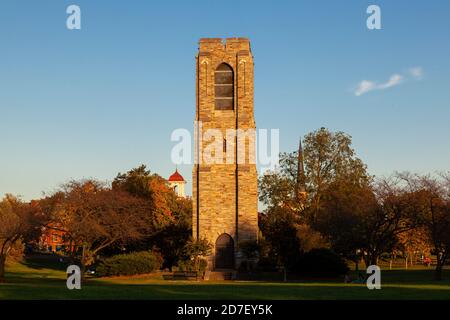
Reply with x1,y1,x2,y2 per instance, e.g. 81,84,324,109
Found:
215,63,234,110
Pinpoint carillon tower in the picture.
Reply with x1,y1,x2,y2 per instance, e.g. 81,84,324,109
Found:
192,38,258,270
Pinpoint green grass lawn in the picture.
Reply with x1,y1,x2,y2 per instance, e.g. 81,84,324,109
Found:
1,256,449,300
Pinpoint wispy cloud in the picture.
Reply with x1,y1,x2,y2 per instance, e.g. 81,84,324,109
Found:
354,67,422,96
409,66,423,79
378,74,403,89
354,80,377,96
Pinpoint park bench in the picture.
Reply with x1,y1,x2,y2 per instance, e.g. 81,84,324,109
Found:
172,271,198,280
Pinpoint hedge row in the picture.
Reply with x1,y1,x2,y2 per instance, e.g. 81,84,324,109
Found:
294,249,349,277
96,251,162,277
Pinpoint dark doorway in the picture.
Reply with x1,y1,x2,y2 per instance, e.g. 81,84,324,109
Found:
215,233,234,269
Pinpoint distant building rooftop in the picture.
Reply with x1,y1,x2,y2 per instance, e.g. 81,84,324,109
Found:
168,169,185,182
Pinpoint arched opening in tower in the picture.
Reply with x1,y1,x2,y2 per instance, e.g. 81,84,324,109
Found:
215,233,234,269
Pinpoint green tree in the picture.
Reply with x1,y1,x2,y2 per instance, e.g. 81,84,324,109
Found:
259,128,372,222
112,165,154,198
113,165,193,266
113,165,174,227
259,206,301,270
259,128,372,269
180,238,212,272
259,170,295,211
152,221,191,270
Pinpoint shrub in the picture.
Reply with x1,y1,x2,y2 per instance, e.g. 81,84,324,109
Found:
174,259,195,272
198,258,208,274
175,258,208,272
293,248,349,277
96,251,162,277
256,256,278,272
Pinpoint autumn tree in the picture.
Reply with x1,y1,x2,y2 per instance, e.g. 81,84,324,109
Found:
396,226,431,269
316,177,421,267
0,195,42,282
398,173,450,280
52,180,159,274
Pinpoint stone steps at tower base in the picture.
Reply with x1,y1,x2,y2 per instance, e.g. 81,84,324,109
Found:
204,270,236,281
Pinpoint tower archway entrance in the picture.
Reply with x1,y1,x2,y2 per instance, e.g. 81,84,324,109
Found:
215,234,234,269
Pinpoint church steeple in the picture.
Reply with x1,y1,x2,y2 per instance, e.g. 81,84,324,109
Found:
296,137,307,199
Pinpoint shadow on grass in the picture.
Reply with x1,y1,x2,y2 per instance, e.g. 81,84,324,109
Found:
2,279,450,300
21,253,70,272
2,262,449,300
89,268,450,300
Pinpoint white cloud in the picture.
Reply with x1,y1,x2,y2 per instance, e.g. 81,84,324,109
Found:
378,74,403,89
355,80,376,96
354,74,403,96
409,66,423,79
354,67,422,96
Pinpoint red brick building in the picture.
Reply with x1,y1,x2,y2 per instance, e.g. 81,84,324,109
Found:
39,223,77,253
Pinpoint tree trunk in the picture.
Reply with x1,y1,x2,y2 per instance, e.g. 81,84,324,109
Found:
363,255,369,268
371,257,377,266
364,251,378,268
434,251,448,281
0,254,6,283
434,264,442,281
80,245,86,282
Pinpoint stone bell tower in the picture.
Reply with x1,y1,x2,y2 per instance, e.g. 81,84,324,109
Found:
192,38,258,270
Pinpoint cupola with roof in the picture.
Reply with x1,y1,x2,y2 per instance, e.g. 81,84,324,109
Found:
168,168,186,198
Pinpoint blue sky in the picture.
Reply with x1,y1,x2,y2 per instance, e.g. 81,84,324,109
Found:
1,0,449,200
